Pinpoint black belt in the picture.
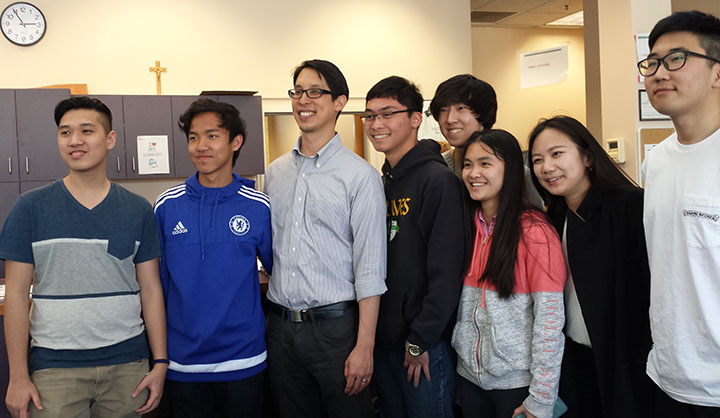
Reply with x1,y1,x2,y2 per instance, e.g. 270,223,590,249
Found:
270,301,356,323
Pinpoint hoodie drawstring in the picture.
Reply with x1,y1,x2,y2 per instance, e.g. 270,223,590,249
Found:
199,189,206,261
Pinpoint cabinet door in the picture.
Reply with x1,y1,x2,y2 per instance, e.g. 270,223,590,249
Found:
89,95,126,180
170,96,218,179
0,182,20,278
0,90,19,182
122,96,175,179
15,89,71,182
217,96,265,176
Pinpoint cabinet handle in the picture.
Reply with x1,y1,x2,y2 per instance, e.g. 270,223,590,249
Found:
117,157,121,173
25,157,29,174
8,157,11,175
132,156,136,172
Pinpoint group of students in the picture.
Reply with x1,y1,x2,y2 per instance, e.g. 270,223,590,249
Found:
1,8,719,418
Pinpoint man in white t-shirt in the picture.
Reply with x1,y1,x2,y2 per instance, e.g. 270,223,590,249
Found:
638,10,720,418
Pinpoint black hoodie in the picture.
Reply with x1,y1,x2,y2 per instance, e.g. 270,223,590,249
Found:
375,139,467,351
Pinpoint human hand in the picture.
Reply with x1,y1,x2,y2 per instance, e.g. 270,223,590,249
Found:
403,350,430,387
6,377,42,418
344,345,373,395
133,364,167,414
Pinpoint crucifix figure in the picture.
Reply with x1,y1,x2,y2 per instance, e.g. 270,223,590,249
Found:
149,60,167,95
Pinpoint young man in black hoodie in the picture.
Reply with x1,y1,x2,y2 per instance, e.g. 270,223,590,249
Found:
363,76,466,418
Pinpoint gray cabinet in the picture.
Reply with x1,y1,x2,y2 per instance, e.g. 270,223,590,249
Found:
0,90,19,183
218,95,265,176
122,96,175,179
15,89,71,182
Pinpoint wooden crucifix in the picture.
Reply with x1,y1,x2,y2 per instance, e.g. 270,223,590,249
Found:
149,60,167,95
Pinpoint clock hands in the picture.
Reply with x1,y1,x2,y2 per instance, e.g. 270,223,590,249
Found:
12,8,25,25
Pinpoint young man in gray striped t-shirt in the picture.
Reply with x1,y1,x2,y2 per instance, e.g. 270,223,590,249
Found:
0,97,168,418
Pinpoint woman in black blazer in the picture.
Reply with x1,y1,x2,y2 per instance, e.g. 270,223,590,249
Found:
527,116,654,418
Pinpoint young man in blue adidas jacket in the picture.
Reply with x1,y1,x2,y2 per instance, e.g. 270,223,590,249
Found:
154,98,272,418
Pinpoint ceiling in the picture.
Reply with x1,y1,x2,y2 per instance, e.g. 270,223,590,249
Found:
471,0,583,28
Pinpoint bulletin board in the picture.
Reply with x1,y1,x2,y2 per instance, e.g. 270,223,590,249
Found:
639,127,674,162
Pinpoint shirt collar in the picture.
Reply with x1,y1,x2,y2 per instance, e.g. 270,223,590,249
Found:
292,133,342,166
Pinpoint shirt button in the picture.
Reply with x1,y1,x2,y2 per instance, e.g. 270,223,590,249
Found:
302,173,306,177
292,247,296,252
291,272,296,277
294,221,299,226
316,163,320,168
298,197,302,202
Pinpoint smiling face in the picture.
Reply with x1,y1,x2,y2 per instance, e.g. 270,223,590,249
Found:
291,68,346,140
462,141,504,217
437,103,483,147
57,109,115,175
644,31,720,121
364,97,421,167
188,112,242,187
531,127,591,210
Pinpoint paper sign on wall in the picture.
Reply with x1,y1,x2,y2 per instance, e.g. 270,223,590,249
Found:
137,135,170,175
520,46,568,89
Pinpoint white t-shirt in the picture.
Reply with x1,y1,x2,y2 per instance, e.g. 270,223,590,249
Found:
642,127,720,407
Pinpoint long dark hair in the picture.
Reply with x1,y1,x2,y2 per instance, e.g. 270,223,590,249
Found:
463,130,540,298
527,116,637,207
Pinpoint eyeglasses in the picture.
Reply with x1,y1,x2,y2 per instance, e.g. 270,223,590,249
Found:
637,50,720,77
288,88,333,99
360,109,413,123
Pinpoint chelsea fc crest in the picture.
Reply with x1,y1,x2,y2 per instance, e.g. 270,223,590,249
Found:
229,215,250,236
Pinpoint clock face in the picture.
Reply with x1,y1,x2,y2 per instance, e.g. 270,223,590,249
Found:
1,2,46,46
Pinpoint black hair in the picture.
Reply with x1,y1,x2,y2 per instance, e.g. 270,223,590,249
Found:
293,59,349,99
463,129,541,298
649,10,720,63
527,116,637,206
429,74,497,130
365,76,424,114
178,98,246,166
54,96,112,134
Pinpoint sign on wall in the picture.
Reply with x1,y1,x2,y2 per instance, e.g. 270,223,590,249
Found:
519,45,568,89
137,135,170,175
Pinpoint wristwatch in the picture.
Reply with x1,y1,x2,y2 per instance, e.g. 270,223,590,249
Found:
405,341,425,357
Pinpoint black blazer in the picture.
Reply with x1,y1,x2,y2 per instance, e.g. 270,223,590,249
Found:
548,187,654,417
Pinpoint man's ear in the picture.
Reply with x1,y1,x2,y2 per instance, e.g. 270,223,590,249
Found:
411,111,422,129
231,134,243,151
106,130,117,150
334,95,348,113
712,64,720,89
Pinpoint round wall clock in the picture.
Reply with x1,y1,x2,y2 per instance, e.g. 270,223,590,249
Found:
1,2,46,46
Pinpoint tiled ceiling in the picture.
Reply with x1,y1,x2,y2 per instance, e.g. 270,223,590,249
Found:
471,0,583,27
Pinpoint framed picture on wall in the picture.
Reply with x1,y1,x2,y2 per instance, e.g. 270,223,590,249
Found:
638,90,671,121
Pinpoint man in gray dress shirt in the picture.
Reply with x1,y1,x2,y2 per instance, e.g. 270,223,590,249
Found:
264,59,387,418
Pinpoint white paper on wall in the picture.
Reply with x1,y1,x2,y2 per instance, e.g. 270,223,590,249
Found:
520,45,568,89
137,135,170,175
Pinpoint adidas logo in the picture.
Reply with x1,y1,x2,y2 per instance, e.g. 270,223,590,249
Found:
172,221,188,235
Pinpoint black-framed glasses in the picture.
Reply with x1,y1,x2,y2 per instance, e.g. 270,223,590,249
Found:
637,50,720,77
288,88,333,99
360,109,413,123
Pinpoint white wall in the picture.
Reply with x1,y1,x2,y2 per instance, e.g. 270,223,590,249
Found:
2,0,472,110
472,26,586,148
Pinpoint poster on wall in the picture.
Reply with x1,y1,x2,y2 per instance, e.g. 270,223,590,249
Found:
638,90,671,121
418,101,443,143
635,34,650,83
519,45,568,89
137,135,170,175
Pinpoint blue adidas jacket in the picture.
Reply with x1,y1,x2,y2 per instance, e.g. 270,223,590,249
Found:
154,173,272,382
